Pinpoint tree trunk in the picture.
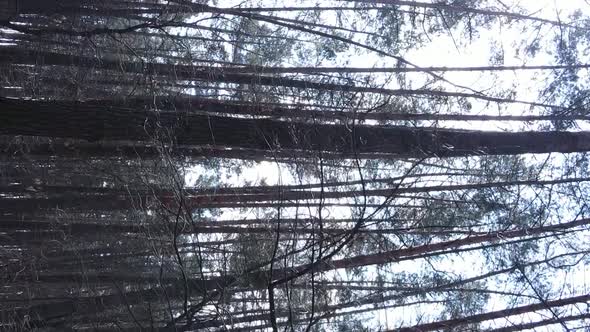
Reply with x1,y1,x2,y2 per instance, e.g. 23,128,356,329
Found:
2,98,590,158
388,293,590,331
0,47,562,108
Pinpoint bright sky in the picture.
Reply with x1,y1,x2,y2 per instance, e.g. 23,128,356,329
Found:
184,1,590,330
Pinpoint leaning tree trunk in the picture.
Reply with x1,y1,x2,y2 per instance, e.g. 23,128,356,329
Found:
388,293,590,332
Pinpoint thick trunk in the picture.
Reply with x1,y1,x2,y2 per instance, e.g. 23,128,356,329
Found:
4,139,282,161
2,98,590,158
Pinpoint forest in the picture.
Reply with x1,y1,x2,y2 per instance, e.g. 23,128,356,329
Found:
1,0,590,331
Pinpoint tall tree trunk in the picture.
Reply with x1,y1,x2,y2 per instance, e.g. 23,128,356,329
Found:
5,177,588,209
387,293,590,331
486,313,590,332
269,218,590,282
91,95,590,122
0,47,562,108
2,98,590,158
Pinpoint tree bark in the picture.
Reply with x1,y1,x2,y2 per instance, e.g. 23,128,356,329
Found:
2,98,590,158
387,293,590,331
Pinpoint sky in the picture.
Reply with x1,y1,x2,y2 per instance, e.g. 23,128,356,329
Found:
183,1,590,330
